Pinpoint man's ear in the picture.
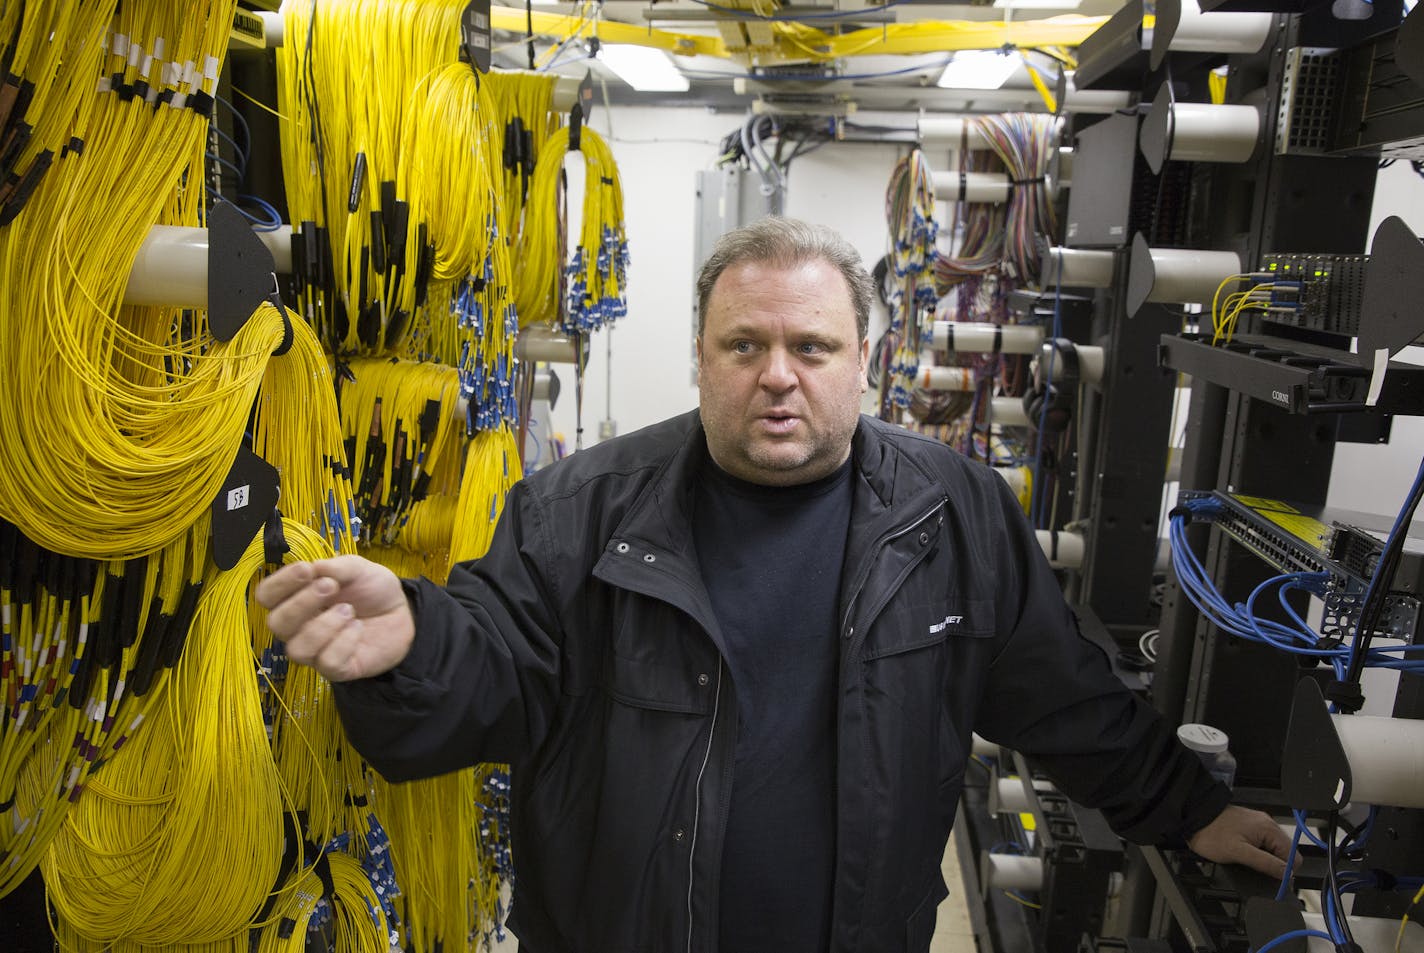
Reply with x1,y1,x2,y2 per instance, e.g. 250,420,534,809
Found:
858,337,870,393
695,335,704,386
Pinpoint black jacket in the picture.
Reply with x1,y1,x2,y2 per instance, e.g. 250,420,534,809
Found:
333,411,1229,953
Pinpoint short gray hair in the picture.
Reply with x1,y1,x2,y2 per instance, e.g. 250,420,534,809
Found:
695,216,873,341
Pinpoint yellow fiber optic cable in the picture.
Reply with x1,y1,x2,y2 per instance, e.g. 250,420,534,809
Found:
1,523,207,899
252,852,389,953
42,519,331,949
516,125,629,334
488,72,559,250
448,424,523,570
0,1,292,561
251,310,361,556
371,769,484,953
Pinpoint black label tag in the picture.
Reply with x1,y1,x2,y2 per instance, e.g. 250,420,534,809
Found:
461,0,492,74
211,446,280,570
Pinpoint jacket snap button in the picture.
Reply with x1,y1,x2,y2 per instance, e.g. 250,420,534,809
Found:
919,531,930,545
643,553,656,563
615,542,630,554
697,673,709,686
673,827,686,843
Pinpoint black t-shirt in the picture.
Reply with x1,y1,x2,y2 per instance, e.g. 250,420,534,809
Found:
692,457,853,953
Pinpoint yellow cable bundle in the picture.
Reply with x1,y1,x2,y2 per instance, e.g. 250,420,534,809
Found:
370,769,487,953
448,424,523,570
515,125,629,334
339,358,466,547
0,2,112,209
277,0,469,356
251,308,361,556
42,527,298,948
514,128,570,328
392,61,520,432
42,519,348,950
0,2,278,561
487,71,559,252
1,525,207,899
251,852,390,953
395,62,503,310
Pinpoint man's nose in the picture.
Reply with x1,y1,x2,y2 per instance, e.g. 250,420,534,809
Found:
759,349,797,391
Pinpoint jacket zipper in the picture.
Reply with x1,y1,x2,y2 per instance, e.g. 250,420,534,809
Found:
686,658,723,953
839,497,948,639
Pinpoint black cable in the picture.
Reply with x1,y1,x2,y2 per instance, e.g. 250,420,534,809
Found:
1325,813,1358,950
1342,471,1424,686
526,0,536,70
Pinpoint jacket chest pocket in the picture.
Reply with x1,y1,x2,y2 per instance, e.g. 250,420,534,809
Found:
861,596,994,662
605,653,717,715
858,597,995,753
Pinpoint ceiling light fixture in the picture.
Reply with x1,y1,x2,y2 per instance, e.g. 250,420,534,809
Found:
597,44,690,92
936,50,1020,90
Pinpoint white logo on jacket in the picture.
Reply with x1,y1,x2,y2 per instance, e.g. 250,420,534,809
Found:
929,614,964,634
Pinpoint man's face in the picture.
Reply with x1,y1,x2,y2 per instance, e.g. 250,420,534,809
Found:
697,258,869,486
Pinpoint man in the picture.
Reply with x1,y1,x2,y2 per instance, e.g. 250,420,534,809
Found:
260,217,1289,953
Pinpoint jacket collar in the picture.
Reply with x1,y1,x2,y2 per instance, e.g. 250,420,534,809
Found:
611,411,940,551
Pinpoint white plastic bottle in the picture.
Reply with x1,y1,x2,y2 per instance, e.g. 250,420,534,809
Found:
1177,723,1237,787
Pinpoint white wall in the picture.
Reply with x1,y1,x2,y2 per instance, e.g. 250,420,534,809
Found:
544,105,908,448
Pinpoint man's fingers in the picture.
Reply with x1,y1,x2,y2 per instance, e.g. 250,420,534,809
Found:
286,602,359,678
265,573,342,641
1238,843,1288,880
255,561,316,609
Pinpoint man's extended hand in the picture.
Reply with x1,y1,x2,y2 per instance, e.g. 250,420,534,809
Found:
1188,804,1292,880
256,555,415,682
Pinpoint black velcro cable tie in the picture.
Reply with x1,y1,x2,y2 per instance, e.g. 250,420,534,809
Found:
270,303,294,356
1012,176,1046,186
313,851,336,899
958,169,967,202
569,101,583,152
277,918,296,939
993,325,1003,353
187,90,214,118
0,148,52,227
0,796,14,813
1168,505,1194,523
600,175,613,185
1325,679,1364,714
263,508,289,569
1049,530,1060,562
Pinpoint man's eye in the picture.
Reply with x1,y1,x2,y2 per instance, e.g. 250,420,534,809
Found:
798,342,827,355
732,341,754,354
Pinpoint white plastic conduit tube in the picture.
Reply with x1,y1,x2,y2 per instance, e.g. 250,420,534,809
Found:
1038,343,1106,386
124,224,294,309
1155,0,1273,63
931,170,1010,204
1126,239,1243,314
1039,247,1115,288
931,321,1043,354
1332,714,1424,809
1035,529,1084,569
1139,84,1261,174
983,854,1044,892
